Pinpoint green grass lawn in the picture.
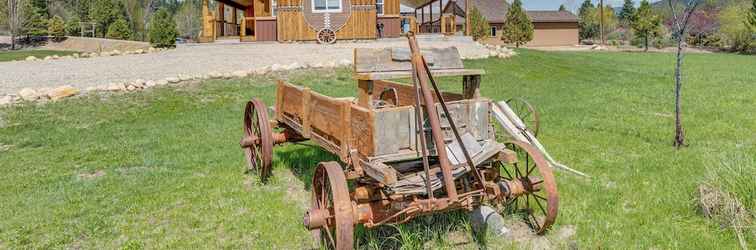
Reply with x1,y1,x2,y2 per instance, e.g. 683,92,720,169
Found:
0,50,754,249
0,50,78,62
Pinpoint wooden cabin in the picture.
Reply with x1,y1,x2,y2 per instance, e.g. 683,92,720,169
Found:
199,0,405,43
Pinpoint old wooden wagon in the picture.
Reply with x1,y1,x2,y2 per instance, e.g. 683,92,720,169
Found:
241,34,563,249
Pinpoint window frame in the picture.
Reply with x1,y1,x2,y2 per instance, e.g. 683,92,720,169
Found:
312,0,342,13
271,0,277,17
490,26,497,37
376,0,384,15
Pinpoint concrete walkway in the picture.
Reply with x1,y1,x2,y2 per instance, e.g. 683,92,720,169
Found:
0,35,491,95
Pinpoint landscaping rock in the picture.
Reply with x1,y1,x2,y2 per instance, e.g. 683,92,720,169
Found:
111,50,121,56
107,83,126,91
338,59,352,67
44,56,53,61
232,70,248,78
288,62,303,70
25,56,39,61
156,79,169,85
254,66,270,75
145,80,157,87
18,88,40,101
325,61,337,68
271,64,283,71
126,85,138,91
222,72,233,79
135,49,145,54
166,77,181,83
178,74,194,81
47,85,80,100
0,95,14,105
72,53,80,58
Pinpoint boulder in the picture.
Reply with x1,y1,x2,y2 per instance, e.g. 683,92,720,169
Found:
47,85,80,100
25,56,39,61
310,62,324,68
338,59,352,67
178,74,194,81
72,53,80,58
254,66,270,75
43,56,53,61
209,72,223,79
156,79,169,85
324,61,337,68
107,83,126,91
18,88,40,101
271,64,283,71
133,79,146,86
111,50,121,56
222,72,233,79
145,80,157,87
135,49,145,54
288,62,303,70
232,70,248,78
0,95,14,106
126,85,137,91
166,77,181,83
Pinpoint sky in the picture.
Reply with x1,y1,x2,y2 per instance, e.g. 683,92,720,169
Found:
521,0,649,11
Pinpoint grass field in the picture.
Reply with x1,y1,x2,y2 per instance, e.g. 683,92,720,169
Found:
0,50,78,62
0,50,754,249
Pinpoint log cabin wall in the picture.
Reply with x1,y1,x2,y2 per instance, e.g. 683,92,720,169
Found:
276,0,378,41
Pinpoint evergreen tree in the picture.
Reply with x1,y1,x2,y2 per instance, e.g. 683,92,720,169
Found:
89,0,122,37
618,0,636,27
559,4,567,12
29,0,48,18
47,15,66,40
631,0,661,52
501,0,533,47
23,1,48,37
106,18,132,40
148,8,178,48
578,0,598,41
469,7,490,41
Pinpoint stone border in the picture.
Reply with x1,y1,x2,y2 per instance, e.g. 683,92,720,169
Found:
1,44,515,107
0,59,354,106
21,47,169,62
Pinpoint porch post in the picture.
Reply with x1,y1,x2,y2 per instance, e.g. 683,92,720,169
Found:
465,0,470,36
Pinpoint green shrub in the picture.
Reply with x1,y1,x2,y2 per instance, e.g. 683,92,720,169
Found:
148,8,178,48
47,15,66,40
65,16,81,36
106,18,131,40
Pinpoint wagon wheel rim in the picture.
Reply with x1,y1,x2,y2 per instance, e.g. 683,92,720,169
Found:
499,140,558,235
506,98,540,137
310,162,353,249
317,28,336,44
242,98,273,182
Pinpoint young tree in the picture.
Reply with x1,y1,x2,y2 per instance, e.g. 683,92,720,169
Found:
748,0,756,30
89,0,121,37
23,1,48,37
578,0,598,41
559,4,567,12
618,0,636,27
632,0,661,51
175,0,202,40
148,8,177,48
6,0,26,50
469,6,490,41
501,0,533,47
47,15,65,40
106,18,131,40
668,0,703,149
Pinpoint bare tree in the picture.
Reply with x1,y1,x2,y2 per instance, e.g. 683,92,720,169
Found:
668,0,701,148
6,0,24,50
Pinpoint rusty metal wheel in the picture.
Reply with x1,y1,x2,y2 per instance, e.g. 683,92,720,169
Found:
506,98,540,137
498,140,558,235
241,98,273,182
317,28,337,44
305,162,354,250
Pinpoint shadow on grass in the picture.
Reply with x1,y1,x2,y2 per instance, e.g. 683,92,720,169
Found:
273,142,339,191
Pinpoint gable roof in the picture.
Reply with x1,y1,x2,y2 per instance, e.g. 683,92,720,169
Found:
526,11,579,23
456,0,510,23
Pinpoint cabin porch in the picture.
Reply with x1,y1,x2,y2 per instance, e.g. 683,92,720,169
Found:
199,0,278,43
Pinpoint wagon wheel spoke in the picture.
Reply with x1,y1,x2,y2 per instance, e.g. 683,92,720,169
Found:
308,162,354,249
242,98,273,182
506,98,541,137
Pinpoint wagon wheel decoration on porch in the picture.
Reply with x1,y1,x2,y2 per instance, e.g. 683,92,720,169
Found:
317,28,337,44
241,98,274,182
304,162,354,249
506,97,541,137
497,140,559,235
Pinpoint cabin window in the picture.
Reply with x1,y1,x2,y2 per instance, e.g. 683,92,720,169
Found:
376,0,384,15
490,26,497,37
271,0,277,16
313,0,341,12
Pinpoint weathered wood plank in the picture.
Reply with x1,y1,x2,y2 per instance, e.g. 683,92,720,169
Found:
353,69,485,81
363,161,398,185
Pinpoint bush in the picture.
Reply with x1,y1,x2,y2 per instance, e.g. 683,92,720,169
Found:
65,16,82,36
148,8,178,48
106,18,131,40
47,15,66,40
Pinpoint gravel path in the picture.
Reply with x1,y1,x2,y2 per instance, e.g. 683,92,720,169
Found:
0,35,491,95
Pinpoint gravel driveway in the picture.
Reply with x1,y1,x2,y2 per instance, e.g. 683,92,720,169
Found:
0,35,491,95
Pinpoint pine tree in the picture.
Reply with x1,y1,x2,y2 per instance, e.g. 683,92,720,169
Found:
47,15,66,40
23,1,48,37
559,4,567,12
89,0,122,37
618,0,636,27
148,8,178,48
631,0,661,52
501,0,533,47
469,7,490,41
106,18,132,40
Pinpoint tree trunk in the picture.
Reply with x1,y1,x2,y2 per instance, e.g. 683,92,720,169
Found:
10,34,15,50
644,35,649,52
673,35,685,148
